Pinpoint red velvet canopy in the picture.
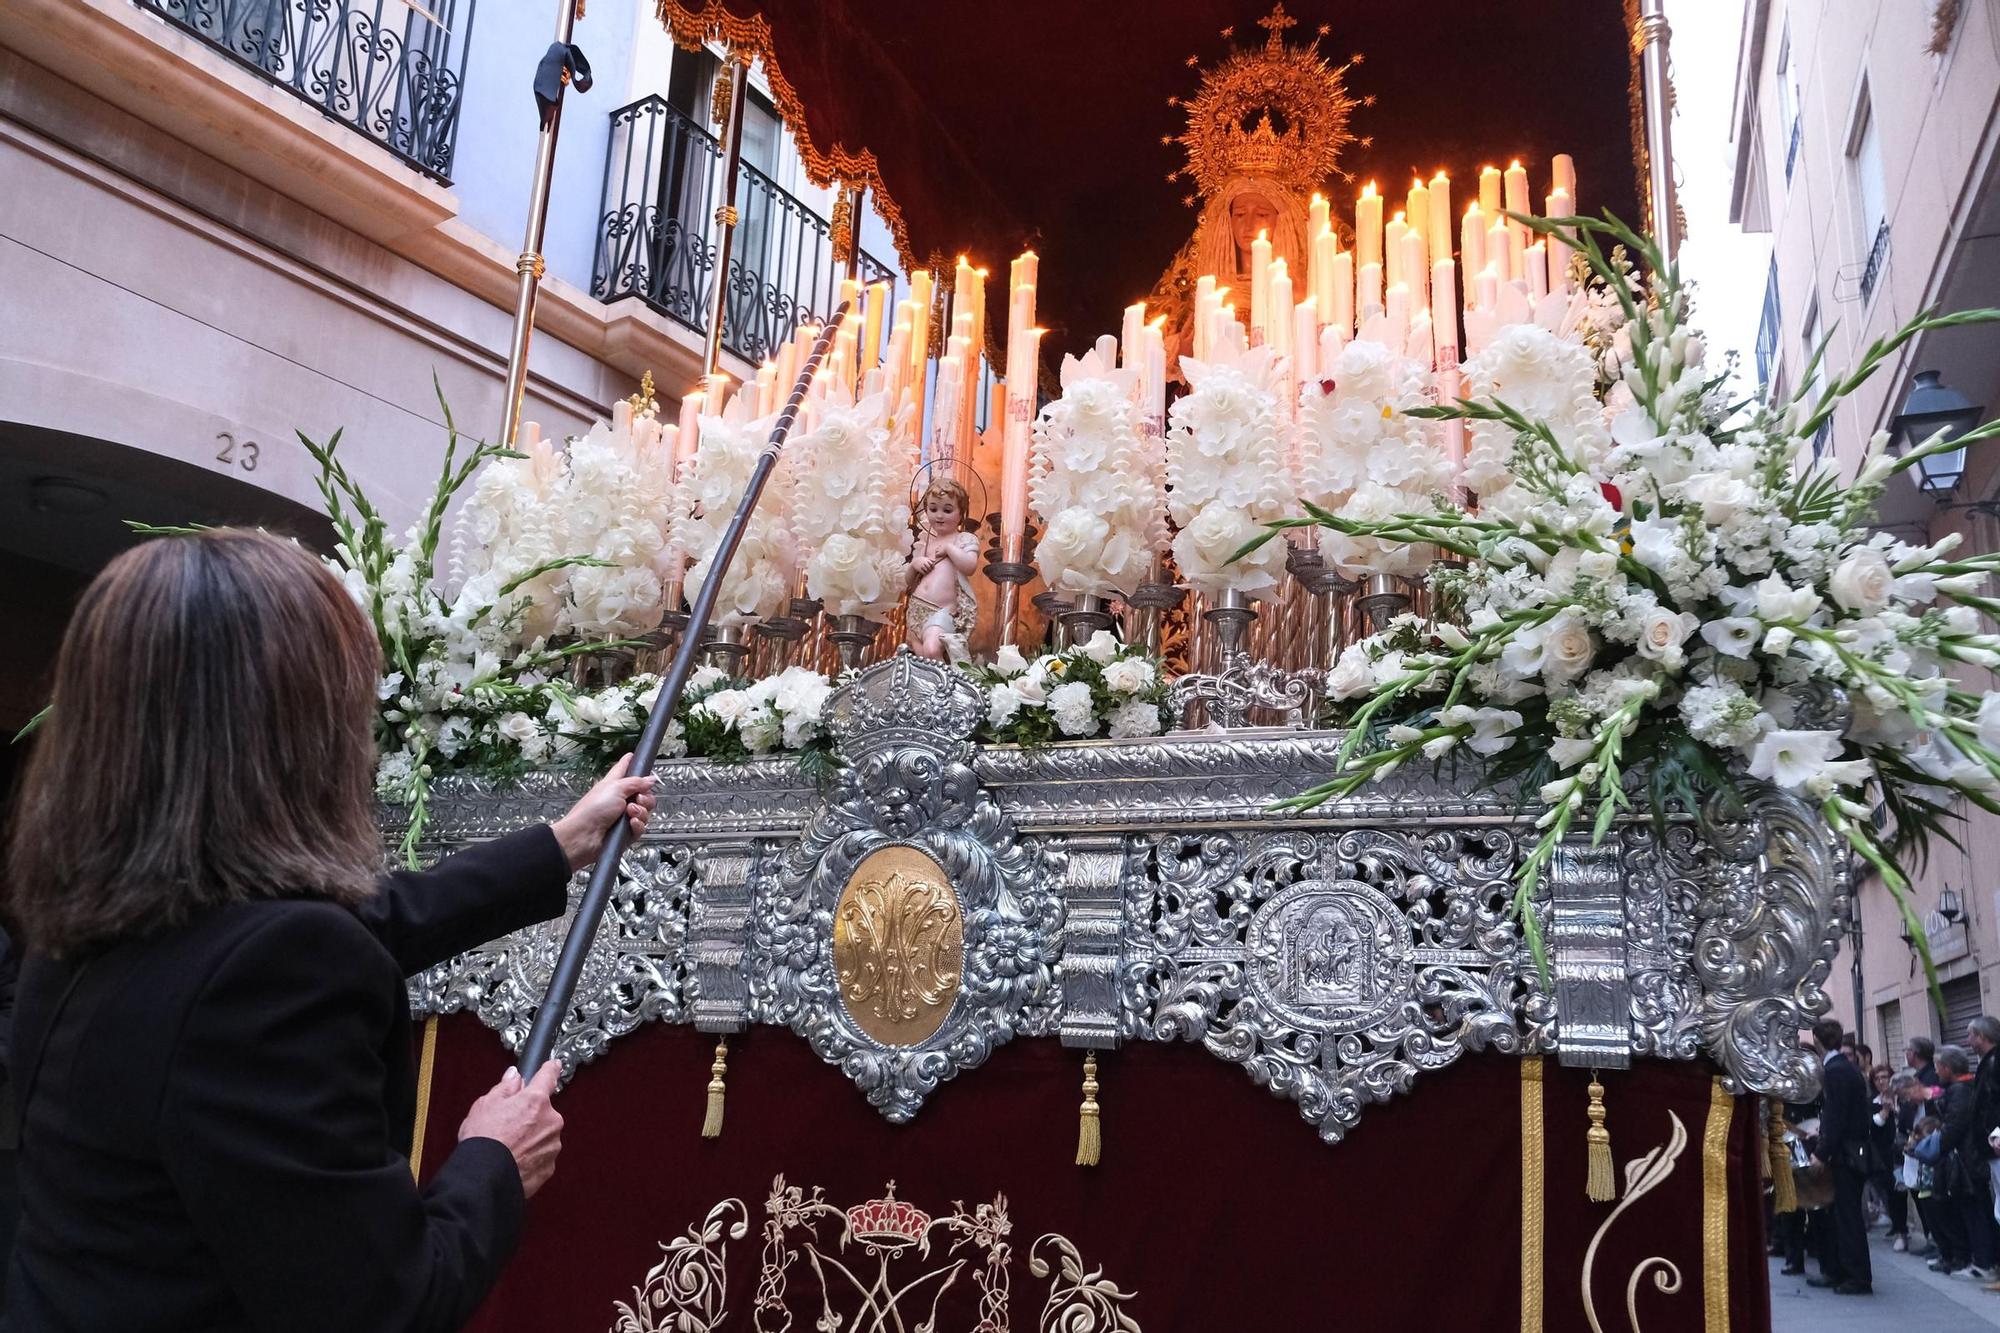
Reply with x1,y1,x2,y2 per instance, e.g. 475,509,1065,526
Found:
655,0,1647,356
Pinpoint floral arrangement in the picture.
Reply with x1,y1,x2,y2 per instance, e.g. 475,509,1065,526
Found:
972,631,1172,746
1030,343,1167,596
672,405,796,626
1243,212,2000,985
1165,343,1296,597
453,410,676,648
545,663,835,775
789,390,914,618
1294,339,1456,579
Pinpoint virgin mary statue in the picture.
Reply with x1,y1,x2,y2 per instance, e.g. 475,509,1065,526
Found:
1148,6,1368,371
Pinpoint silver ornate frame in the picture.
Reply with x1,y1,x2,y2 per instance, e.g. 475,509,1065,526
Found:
402,654,1850,1140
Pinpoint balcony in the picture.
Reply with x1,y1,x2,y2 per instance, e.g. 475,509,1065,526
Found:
133,0,472,182
592,96,894,367
1859,220,1890,303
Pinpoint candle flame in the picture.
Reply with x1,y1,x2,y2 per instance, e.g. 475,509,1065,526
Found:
1362,181,1377,197
1149,314,1167,328
1257,228,1269,242
1391,211,1405,223
1510,159,1522,170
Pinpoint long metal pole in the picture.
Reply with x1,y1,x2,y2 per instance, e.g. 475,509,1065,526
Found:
701,58,751,379
518,301,852,1075
498,2,582,448
1635,0,1680,260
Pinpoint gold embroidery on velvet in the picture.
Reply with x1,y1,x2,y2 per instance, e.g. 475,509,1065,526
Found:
408,1014,439,1181
1521,1057,1545,1333
1581,1111,1689,1333
1701,1078,1733,1333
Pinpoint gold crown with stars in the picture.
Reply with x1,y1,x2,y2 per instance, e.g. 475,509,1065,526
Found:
1166,4,1372,205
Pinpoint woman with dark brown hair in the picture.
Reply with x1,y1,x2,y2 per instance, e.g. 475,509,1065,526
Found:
2,529,656,1331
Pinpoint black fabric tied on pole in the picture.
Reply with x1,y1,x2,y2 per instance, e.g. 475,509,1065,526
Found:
534,43,592,125
516,303,853,1077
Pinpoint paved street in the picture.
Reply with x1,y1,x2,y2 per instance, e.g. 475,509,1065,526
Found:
1770,1229,2000,1331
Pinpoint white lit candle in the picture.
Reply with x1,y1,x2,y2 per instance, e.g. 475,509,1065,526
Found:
1385,211,1407,291
1358,261,1383,317
861,281,888,374
1312,227,1339,323
1475,265,1500,311
1552,153,1577,201
1400,227,1428,314
1546,186,1575,294
1121,301,1146,368
1356,182,1383,276
1461,204,1486,293
1293,297,1318,384
1526,242,1550,301
1269,258,1292,360
1406,178,1429,257
1250,229,1273,345
673,387,704,476
1427,171,1453,270
1430,257,1459,370
1308,192,1330,243
1479,165,1502,217
1488,215,1513,282
1504,159,1530,243
1330,250,1354,339
1144,318,1166,434
1385,282,1410,346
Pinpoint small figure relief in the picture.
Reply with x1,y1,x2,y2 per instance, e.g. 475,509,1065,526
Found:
905,478,981,663
1293,903,1373,1005
1248,880,1411,1034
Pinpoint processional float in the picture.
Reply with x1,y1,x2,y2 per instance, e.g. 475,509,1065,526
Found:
413,4,1831,1331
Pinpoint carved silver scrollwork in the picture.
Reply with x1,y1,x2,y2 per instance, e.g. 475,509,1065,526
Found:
746,654,1064,1120
1123,827,1539,1142
396,665,1850,1138
1693,782,1851,1100
408,839,695,1077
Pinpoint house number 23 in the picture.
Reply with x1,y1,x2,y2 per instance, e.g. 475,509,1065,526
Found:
214,431,260,472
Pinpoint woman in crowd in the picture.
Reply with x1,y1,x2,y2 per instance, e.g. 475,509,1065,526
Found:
3,530,657,1331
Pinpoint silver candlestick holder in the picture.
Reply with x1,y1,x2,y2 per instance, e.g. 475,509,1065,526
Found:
1356,572,1415,633
1032,590,1073,650
702,624,749,675
1057,591,1115,644
827,614,880,674
1204,588,1257,663
1125,567,1185,656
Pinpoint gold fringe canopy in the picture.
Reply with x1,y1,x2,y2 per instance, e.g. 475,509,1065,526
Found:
655,1,911,274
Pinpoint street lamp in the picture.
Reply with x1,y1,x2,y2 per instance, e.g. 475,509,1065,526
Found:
1891,370,1982,497
1937,883,1963,924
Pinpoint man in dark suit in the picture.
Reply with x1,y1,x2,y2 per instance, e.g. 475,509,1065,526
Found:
1809,1018,1873,1295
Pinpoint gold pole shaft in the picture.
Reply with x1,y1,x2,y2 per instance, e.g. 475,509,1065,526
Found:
701,59,751,379
1635,0,1679,259
498,1,582,449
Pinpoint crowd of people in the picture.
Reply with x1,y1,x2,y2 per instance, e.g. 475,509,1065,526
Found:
1771,1015,2000,1297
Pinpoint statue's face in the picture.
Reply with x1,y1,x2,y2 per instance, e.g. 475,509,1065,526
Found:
921,492,964,536
1229,192,1280,264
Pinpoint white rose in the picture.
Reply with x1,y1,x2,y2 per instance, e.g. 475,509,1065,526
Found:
1753,573,1821,624
808,532,884,611
1082,629,1120,664
1014,668,1049,705
1101,656,1156,695
697,689,752,726
496,712,540,748
993,643,1030,677
1635,608,1699,663
1543,614,1595,682
1682,472,1754,523
689,664,727,693
1829,548,1894,614
1038,507,1111,588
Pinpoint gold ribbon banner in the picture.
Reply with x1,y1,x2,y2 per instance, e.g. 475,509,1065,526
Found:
1701,1078,1734,1333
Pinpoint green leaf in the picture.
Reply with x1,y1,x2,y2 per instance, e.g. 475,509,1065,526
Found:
12,704,50,743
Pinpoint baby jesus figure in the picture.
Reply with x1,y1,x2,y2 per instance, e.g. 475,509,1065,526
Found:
905,478,981,661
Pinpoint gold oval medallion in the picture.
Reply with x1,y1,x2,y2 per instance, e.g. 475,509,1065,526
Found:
832,845,964,1047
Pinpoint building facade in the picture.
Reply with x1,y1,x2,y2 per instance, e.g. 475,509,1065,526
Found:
1729,0,2000,1055
0,0,898,733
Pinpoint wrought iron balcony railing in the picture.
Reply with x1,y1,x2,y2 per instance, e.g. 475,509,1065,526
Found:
592,96,895,367
1859,220,1890,303
134,0,472,182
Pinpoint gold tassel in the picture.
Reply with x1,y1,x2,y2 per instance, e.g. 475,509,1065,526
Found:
830,186,855,268
1585,1071,1616,1202
1075,1051,1102,1167
700,1037,728,1139
709,70,732,129
1767,1099,1799,1213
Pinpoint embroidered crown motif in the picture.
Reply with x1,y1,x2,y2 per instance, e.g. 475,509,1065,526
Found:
845,1183,932,1249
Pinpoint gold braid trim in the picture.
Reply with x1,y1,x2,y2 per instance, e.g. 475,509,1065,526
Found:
1521,1057,1545,1333
654,0,913,274
409,1015,440,1181
1701,1077,1733,1333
